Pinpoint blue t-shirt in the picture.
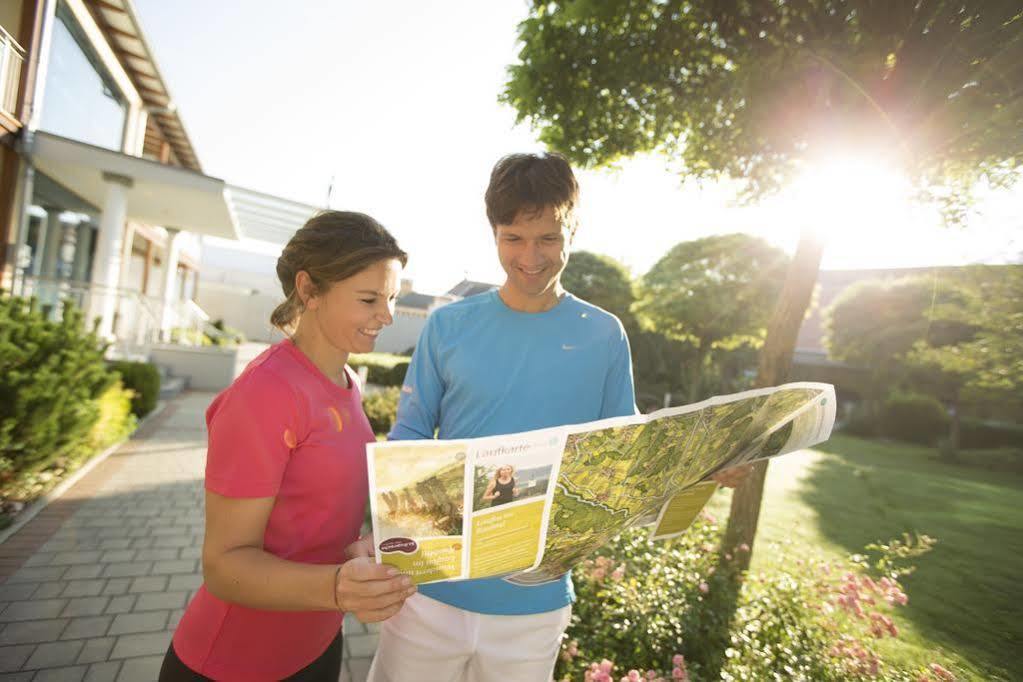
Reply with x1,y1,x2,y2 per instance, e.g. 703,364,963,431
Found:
390,289,637,615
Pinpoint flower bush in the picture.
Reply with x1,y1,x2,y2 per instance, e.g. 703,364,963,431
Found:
558,516,954,681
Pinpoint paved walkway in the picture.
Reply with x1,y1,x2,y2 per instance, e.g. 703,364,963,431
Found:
0,392,377,681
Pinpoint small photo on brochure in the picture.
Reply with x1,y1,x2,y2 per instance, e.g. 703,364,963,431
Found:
472,462,554,511
372,443,467,540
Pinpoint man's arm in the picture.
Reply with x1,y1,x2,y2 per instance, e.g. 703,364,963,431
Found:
600,321,639,419
389,315,445,441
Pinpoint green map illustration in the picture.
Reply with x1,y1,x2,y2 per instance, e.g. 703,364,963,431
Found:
511,387,825,583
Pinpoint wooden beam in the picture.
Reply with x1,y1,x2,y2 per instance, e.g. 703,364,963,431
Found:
86,0,128,14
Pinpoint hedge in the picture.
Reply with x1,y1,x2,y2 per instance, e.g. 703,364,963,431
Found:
109,361,161,418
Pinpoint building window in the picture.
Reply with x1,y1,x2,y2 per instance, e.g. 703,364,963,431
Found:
39,2,127,150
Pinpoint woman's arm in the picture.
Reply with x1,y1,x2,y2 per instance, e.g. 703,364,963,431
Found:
481,480,497,501
202,491,413,621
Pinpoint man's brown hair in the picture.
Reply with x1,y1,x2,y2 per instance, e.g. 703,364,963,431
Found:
484,153,580,233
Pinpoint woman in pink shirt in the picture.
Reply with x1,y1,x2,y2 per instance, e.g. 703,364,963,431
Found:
159,211,415,681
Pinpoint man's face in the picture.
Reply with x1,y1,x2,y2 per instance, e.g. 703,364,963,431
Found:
494,205,572,301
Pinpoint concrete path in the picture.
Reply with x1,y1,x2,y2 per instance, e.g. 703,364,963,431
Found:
0,392,377,681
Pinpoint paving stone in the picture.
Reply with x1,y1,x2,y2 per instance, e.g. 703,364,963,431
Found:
132,549,178,562
346,633,379,658
127,576,167,594
32,583,65,599
99,580,130,597
0,672,34,681
97,551,134,564
167,575,201,592
103,596,136,616
99,563,152,579
0,644,33,673
39,539,80,553
61,615,112,640
177,547,201,560
109,631,171,659
32,665,87,682
151,560,196,576
96,539,131,551
22,553,56,568
75,637,114,665
167,609,185,630
115,656,163,681
4,566,67,583
24,640,85,669
51,552,102,567
0,585,37,602
126,529,150,539
127,538,153,549
61,581,105,598
152,537,190,549
135,592,186,612
107,611,168,636
61,566,103,582
0,619,69,645
0,599,68,622
348,656,371,682
83,660,121,682
61,597,110,619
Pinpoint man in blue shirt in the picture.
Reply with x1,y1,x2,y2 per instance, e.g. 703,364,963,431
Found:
367,153,636,681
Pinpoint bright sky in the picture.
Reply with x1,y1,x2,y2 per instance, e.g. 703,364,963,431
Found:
135,0,1022,295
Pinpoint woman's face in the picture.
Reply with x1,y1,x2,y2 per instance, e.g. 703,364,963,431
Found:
497,466,513,478
305,258,403,355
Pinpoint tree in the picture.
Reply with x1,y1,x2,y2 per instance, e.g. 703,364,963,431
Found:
503,0,1023,569
561,250,638,330
823,273,977,453
636,234,788,402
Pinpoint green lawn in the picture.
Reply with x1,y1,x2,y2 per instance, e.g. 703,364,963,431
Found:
705,434,1023,681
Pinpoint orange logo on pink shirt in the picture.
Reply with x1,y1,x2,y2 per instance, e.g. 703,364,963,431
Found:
327,406,344,433
282,429,297,449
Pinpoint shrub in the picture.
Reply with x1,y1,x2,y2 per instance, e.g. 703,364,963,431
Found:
959,418,1023,449
87,380,137,452
350,358,411,387
109,361,161,418
557,519,953,681
879,393,949,445
0,295,116,478
363,387,400,435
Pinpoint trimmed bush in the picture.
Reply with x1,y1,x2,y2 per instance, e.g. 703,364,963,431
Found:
350,357,411,387
0,295,116,478
109,361,161,418
960,418,1023,449
363,387,400,435
880,393,949,446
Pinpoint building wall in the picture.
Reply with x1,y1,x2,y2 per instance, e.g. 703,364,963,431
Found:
196,286,284,344
374,309,428,355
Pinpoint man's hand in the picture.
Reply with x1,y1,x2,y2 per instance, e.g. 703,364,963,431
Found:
334,557,415,623
711,464,753,489
345,533,375,560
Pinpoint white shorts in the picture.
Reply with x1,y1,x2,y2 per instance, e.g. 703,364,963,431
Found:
366,593,571,682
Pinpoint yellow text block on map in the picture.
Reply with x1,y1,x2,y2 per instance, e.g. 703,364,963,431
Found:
380,537,463,584
652,481,718,538
469,499,545,579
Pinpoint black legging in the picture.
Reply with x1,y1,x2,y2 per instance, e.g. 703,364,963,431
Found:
158,627,343,681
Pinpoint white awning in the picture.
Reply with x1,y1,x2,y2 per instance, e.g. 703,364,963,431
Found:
28,132,240,239
226,184,320,245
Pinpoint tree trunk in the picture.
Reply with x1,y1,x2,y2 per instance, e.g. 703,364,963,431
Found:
721,231,825,572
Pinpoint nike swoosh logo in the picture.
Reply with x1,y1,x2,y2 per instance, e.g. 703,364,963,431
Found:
562,344,576,351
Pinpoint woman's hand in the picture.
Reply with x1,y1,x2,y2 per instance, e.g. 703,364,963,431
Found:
334,557,416,623
345,533,375,560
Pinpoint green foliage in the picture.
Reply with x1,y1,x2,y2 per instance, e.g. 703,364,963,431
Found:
207,319,246,347
561,251,638,330
109,361,161,418
880,393,950,446
959,418,1023,450
504,0,1023,217
635,234,787,402
0,294,117,478
350,356,411,387
88,380,137,452
559,520,948,681
362,387,400,435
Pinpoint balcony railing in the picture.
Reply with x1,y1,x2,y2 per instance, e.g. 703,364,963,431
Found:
0,23,25,120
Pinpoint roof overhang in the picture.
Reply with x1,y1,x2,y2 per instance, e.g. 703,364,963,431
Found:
29,132,239,239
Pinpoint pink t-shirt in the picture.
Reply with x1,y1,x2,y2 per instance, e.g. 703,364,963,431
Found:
173,340,373,680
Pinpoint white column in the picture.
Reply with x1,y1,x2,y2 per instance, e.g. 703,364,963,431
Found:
159,227,182,341
90,172,133,339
